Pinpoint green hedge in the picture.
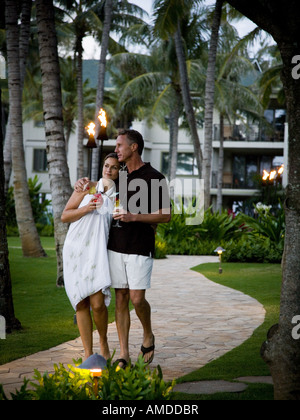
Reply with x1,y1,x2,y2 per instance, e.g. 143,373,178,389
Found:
156,203,284,263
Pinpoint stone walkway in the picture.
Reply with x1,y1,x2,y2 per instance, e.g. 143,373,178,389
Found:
0,256,267,397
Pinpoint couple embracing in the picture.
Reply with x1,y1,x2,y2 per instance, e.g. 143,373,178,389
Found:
61,129,171,368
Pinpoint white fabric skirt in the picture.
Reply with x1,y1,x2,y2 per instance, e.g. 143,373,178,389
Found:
63,180,114,310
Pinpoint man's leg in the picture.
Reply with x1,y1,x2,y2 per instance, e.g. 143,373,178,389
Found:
115,288,130,366
130,290,155,363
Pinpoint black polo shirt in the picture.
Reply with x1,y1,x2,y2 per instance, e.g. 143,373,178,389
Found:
107,163,170,257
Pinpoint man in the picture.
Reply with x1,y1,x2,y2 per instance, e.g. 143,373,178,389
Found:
75,129,171,368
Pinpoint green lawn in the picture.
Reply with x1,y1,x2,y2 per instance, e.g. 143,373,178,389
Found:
173,262,281,400
0,237,116,365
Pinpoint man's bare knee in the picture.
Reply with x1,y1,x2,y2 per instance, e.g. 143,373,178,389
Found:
115,289,130,309
130,290,147,309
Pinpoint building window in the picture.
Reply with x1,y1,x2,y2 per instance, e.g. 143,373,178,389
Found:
233,155,284,189
33,149,47,172
162,152,199,176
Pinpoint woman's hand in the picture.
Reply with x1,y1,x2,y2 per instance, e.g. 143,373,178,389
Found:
85,194,104,213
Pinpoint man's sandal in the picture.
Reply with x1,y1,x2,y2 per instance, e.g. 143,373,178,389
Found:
116,358,128,369
140,335,155,365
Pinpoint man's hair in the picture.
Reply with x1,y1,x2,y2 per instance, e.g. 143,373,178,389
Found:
118,129,144,156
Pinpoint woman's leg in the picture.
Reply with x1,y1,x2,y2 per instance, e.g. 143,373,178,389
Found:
76,297,93,359
89,291,110,360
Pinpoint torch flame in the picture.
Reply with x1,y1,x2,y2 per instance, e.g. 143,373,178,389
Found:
98,108,107,128
86,122,96,136
262,165,284,182
269,170,277,181
278,164,284,175
262,170,269,181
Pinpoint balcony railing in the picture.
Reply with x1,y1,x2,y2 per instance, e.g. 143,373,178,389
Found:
211,171,260,190
213,124,284,142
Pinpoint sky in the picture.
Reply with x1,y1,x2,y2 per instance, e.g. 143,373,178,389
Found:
82,0,272,59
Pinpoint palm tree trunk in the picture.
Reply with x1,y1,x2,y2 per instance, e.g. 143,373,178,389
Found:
216,113,224,212
168,87,181,183
4,0,32,196
0,87,21,333
76,35,84,179
19,0,32,89
173,23,203,179
6,0,46,258
91,0,113,181
261,39,300,400
36,0,72,286
3,116,11,195
203,0,223,209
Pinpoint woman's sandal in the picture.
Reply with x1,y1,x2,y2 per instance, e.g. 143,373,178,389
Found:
140,335,155,365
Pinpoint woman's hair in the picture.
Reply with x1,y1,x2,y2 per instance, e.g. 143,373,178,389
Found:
104,152,119,162
103,152,120,191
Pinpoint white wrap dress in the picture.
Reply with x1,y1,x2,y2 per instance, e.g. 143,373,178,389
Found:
63,180,115,311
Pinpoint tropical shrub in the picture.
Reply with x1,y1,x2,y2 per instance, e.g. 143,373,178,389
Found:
155,237,168,259
242,203,285,247
157,201,284,263
0,356,175,401
223,236,283,264
6,175,53,235
157,204,245,256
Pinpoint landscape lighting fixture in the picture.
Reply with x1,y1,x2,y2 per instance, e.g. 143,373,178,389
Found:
214,247,226,274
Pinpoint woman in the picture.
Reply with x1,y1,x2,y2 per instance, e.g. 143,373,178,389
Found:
61,153,120,360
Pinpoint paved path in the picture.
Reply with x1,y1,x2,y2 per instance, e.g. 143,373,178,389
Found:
0,256,266,396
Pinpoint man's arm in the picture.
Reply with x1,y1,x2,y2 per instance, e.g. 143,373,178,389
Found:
113,208,171,224
74,178,97,193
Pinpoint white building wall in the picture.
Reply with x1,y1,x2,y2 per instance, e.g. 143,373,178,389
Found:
19,112,288,206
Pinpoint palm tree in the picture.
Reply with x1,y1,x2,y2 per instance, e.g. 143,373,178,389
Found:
91,0,113,180
109,37,183,181
36,0,72,286
203,0,223,209
3,0,32,195
5,0,46,258
90,0,147,179
212,20,263,211
0,86,21,333
153,0,203,178
56,0,99,179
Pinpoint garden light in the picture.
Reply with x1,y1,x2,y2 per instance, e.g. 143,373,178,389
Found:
77,353,107,397
214,247,226,274
78,353,107,372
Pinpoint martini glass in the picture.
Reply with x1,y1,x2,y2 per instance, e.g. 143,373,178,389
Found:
112,197,123,228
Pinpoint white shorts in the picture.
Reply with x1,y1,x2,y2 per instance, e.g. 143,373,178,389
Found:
108,250,153,290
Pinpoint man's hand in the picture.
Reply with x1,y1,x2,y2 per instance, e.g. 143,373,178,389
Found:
74,178,90,193
113,208,171,225
113,208,133,223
